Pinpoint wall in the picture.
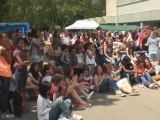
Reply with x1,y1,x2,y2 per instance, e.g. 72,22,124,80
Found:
106,0,117,16
117,0,160,23
118,0,160,15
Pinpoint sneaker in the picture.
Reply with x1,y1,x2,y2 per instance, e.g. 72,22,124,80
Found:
149,83,156,89
72,114,83,120
86,91,94,100
116,91,126,97
131,89,139,93
58,117,70,120
129,92,139,96
139,84,144,88
1,113,15,119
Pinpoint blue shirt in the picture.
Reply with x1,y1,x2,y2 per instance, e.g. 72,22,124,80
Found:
148,37,160,52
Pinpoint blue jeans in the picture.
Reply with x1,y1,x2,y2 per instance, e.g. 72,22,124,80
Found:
15,72,27,93
0,76,10,113
140,72,154,87
98,77,119,93
49,97,72,120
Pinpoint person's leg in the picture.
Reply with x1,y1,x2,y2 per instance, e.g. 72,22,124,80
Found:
91,64,95,76
0,76,10,114
107,77,120,92
152,75,160,81
66,85,86,104
49,97,71,120
87,65,92,76
15,72,27,109
117,78,132,93
98,80,109,93
143,72,154,83
140,77,150,88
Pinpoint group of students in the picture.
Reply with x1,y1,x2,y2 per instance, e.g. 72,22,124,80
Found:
0,26,160,120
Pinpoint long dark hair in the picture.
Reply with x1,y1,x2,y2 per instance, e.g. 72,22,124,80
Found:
144,58,152,68
29,62,40,80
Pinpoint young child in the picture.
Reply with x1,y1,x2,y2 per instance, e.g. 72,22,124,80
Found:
13,38,30,112
78,67,94,100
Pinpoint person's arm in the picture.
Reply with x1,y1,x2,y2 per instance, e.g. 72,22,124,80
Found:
122,65,133,73
28,73,39,84
126,48,132,59
86,50,93,59
103,44,108,57
71,75,78,87
52,93,58,102
78,74,83,83
60,52,70,64
0,47,12,64
93,75,99,89
89,76,93,85
145,41,150,46
112,72,119,81
15,53,30,66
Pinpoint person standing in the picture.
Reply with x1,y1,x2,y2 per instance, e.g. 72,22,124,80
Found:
0,32,13,118
13,38,30,112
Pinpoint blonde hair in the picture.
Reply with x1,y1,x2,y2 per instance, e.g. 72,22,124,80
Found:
151,30,159,39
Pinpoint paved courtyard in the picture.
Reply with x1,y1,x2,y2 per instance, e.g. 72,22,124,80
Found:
10,87,160,120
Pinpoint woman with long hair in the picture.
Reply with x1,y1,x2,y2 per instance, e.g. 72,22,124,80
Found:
26,62,42,96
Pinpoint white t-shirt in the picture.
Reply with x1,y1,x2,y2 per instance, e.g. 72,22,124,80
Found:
86,50,95,65
61,36,70,45
41,76,52,83
37,95,51,120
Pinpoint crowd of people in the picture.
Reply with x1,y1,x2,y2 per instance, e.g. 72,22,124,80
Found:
0,26,160,120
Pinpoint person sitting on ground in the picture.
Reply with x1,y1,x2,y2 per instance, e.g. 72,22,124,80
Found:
41,64,54,83
78,67,95,100
94,65,125,97
144,58,160,87
61,68,92,107
105,63,139,96
26,62,42,97
119,56,136,85
37,80,82,120
134,56,157,89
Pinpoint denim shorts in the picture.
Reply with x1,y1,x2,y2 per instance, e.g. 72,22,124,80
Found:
15,72,27,93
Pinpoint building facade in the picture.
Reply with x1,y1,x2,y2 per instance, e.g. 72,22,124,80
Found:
84,0,160,27
117,0,160,26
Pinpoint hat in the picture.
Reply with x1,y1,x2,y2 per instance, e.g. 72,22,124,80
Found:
51,74,64,83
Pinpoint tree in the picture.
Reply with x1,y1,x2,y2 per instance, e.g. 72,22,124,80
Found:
2,0,106,29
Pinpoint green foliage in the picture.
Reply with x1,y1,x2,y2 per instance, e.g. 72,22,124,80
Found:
1,0,105,30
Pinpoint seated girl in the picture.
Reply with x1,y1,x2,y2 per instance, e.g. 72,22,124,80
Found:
105,64,139,96
94,65,125,97
78,67,95,100
144,58,160,87
54,67,92,107
37,80,82,120
41,64,54,83
134,56,157,89
26,62,42,96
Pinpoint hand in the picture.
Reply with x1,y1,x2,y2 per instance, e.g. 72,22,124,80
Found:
72,75,78,81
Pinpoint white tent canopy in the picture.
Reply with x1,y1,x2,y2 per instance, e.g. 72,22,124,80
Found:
65,20,99,30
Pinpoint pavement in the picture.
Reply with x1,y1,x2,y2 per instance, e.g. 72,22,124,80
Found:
9,87,160,120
